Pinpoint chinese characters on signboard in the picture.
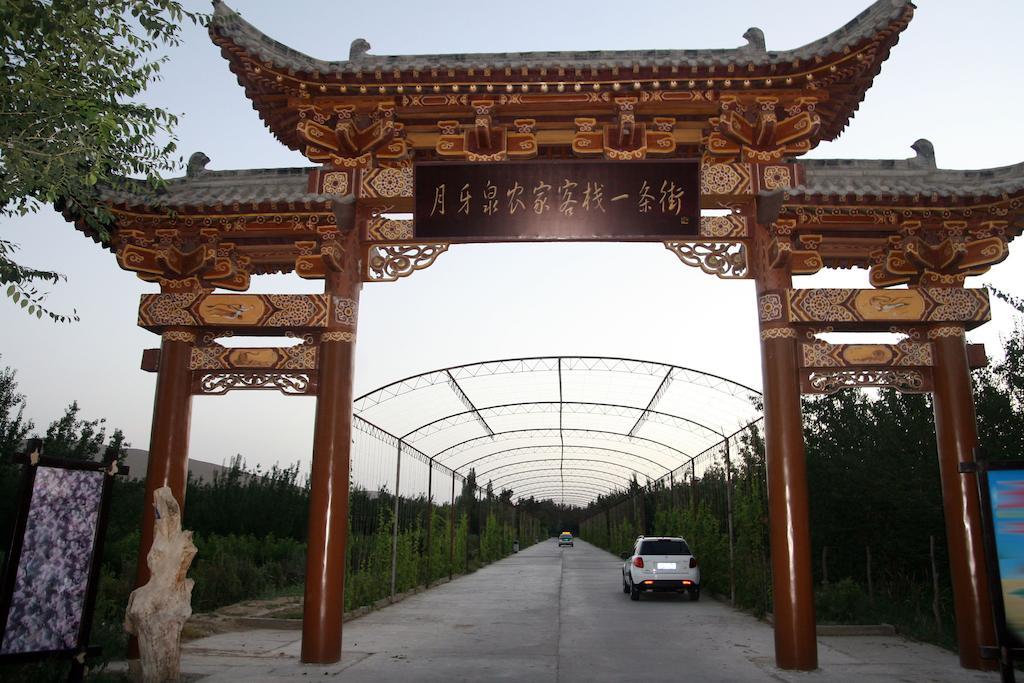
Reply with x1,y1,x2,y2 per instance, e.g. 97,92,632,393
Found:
414,160,700,240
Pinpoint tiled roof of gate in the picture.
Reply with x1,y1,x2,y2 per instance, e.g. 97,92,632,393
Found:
209,1,915,151
210,0,911,73
794,141,1024,201
100,163,323,210
95,148,1024,215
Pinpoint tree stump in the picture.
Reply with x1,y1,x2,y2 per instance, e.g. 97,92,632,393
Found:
125,486,197,683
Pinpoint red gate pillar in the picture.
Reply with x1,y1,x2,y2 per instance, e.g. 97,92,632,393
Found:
301,222,361,664
129,327,196,659
753,227,817,671
930,324,996,669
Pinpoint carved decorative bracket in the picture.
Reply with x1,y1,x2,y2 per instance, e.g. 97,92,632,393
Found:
366,216,413,241
295,226,357,280
117,229,251,291
699,214,748,238
802,368,930,395
358,163,413,203
664,241,748,279
706,97,821,163
765,220,823,275
366,243,449,282
297,102,409,168
188,336,319,396
571,99,676,160
869,220,1010,287
434,102,538,161
195,372,315,396
700,161,801,197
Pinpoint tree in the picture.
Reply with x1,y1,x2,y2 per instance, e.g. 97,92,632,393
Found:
43,400,126,462
1,1,203,320
990,287,1024,414
0,360,33,552
498,487,514,505
460,468,481,534
0,359,32,459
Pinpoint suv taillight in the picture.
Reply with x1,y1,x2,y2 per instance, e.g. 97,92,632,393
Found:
690,557,698,568
633,557,644,568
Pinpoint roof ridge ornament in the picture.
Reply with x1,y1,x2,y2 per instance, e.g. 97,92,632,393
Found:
186,152,211,178
910,139,936,170
349,38,371,61
742,27,766,52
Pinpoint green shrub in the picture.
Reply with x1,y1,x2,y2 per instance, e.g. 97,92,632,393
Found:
815,577,872,624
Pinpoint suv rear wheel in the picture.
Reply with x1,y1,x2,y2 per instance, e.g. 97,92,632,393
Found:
622,576,630,594
629,577,640,601
689,587,700,601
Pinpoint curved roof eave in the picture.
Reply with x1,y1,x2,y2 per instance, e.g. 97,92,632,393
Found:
209,0,914,149
210,0,910,76
792,145,1024,203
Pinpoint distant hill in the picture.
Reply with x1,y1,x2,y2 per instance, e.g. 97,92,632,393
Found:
121,448,231,483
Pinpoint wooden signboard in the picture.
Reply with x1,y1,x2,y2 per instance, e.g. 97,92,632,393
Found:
138,293,331,333
414,160,700,241
759,288,991,332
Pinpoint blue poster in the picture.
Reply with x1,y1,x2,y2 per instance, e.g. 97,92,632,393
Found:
988,469,1024,645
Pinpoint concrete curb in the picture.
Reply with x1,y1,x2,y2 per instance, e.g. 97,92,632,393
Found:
763,612,897,636
191,572,473,635
815,623,897,636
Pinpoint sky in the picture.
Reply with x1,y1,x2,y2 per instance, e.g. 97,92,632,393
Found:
2,0,1023,475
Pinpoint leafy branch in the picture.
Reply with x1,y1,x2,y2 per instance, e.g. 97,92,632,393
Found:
0,0,207,320
988,285,1024,315
0,239,76,322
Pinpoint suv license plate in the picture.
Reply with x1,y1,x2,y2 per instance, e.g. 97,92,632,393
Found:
656,562,677,570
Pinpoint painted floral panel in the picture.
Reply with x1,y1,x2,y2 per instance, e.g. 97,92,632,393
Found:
0,467,103,655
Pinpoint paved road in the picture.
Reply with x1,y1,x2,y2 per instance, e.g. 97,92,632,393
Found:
177,538,999,682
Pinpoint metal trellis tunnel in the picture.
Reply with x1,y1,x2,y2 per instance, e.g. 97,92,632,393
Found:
353,356,764,507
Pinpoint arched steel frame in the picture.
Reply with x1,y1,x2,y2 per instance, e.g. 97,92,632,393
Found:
501,484,617,505
434,428,690,465
487,471,625,494
515,489,599,506
402,401,724,443
475,459,651,484
502,473,624,493
353,356,763,506
518,495,608,507
516,485,604,499
485,466,638,488
355,356,760,412
451,444,672,476
514,480,613,496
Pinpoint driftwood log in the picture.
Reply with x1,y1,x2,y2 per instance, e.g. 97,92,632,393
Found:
125,486,197,683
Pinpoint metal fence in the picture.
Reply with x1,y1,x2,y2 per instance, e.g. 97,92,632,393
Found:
346,416,540,612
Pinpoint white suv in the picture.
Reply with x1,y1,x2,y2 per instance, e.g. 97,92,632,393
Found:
621,536,700,601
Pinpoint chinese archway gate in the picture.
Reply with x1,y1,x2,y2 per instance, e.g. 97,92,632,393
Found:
61,0,1024,672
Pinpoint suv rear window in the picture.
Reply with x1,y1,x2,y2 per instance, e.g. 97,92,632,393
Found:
640,539,690,555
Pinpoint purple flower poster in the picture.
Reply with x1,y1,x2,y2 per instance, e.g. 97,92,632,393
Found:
0,466,104,655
